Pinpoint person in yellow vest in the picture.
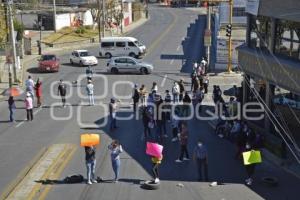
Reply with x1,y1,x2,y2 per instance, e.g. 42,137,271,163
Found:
151,155,163,183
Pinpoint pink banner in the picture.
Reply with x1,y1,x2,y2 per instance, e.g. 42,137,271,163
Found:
146,142,163,158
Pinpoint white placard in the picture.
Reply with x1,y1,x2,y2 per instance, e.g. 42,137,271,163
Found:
246,0,260,15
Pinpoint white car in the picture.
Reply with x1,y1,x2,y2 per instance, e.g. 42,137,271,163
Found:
107,56,153,74
70,50,98,66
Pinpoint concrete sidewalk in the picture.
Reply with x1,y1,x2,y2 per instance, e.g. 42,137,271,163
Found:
0,17,149,102
204,72,300,182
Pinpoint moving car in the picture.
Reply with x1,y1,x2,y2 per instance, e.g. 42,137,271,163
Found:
70,50,98,66
99,37,146,58
38,54,60,72
107,56,153,74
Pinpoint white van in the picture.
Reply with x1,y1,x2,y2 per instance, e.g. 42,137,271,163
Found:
99,37,146,58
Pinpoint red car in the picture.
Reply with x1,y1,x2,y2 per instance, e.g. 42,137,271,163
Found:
38,54,60,72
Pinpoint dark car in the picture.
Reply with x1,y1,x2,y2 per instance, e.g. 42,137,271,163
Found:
38,54,60,72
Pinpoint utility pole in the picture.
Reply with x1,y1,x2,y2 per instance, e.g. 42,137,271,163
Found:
7,0,18,83
102,0,105,38
53,0,56,32
206,4,211,71
120,0,123,34
227,0,233,72
97,0,101,42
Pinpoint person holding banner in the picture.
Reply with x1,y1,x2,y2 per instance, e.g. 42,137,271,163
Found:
243,143,260,186
85,146,97,185
151,155,163,183
108,140,123,183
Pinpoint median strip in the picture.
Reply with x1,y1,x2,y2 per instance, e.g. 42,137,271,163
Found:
1,144,77,200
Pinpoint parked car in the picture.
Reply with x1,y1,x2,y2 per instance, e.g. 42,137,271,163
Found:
38,54,60,72
70,50,98,66
99,37,146,58
107,56,153,74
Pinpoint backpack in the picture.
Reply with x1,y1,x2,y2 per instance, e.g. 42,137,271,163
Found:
64,174,84,183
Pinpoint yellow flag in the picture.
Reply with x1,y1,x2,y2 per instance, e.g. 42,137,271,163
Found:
242,150,262,165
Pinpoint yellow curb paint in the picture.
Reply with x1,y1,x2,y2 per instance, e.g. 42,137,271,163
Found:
37,145,77,200
2,144,76,200
0,147,47,200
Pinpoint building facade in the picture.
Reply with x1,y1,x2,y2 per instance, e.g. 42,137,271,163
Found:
238,0,300,158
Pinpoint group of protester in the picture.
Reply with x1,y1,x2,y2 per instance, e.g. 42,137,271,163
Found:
212,84,265,186
7,75,43,122
7,68,95,122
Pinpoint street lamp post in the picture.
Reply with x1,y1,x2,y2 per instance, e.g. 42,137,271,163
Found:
227,0,233,72
38,17,44,55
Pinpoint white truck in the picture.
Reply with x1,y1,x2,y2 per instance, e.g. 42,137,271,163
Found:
99,37,146,58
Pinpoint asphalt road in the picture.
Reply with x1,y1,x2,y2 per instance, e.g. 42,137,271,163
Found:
0,5,300,200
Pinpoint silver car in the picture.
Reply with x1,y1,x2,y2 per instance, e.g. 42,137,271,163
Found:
107,56,154,74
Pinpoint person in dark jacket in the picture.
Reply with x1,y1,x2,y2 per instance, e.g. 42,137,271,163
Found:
8,96,16,122
178,79,185,102
175,122,190,162
193,140,208,181
182,92,191,117
57,79,67,107
85,146,97,185
132,84,140,113
109,98,118,131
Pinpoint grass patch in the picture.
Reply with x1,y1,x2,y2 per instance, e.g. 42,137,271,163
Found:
43,26,99,44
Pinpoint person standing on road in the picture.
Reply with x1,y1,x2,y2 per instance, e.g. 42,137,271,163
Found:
164,90,172,121
182,92,191,117
172,82,180,103
171,113,179,142
25,75,35,101
139,84,147,107
151,82,158,93
8,96,16,122
57,79,67,107
203,76,209,94
108,140,123,183
86,80,95,106
85,146,97,185
109,98,118,131
25,92,33,121
193,140,208,181
86,65,93,81
132,84,140,113
178,79,185,102
244,143,257,186
151,155,163,183
191,71,197,92
176,122,190,162
34,78,42,107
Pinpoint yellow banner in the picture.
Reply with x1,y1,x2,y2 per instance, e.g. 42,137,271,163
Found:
242,150,262,165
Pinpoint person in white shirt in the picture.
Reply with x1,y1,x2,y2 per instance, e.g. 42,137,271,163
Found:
25,75,35,100
86,80,94,106
172,82,180,103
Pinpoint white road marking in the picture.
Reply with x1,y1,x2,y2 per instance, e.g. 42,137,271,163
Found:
15,107,43,128
176,45,181,51
16,120,25,128
170,59,174,64
160,75,168,87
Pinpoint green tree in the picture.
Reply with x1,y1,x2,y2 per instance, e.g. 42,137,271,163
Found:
13,19,24,41
0,4,7,49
